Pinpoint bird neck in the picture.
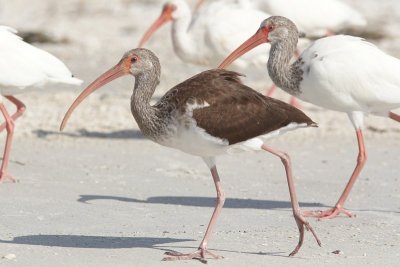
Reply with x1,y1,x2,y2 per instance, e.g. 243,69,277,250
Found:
267,37,303,96
130,70,163,139
171,14,200,64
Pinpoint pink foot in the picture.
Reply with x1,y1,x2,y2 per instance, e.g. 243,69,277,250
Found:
163,248,223,264
290,209,322,256
0,171,17,183
303,206,353,220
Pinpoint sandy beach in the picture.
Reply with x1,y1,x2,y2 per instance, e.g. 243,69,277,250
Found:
0,0,399,266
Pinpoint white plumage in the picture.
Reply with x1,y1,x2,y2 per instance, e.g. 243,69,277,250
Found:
299,35,400,115
218,16,400,219
0,25,82,182
140,0,270,77
231,0,367,36
0,26,81,94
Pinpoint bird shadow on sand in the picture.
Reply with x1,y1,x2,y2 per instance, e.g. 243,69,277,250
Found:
0,235,192,249
77,195,324,210
33,128,144,139
154,245,289,259
0,235,290,258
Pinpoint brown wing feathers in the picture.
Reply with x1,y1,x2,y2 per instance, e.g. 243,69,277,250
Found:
163,69,316,145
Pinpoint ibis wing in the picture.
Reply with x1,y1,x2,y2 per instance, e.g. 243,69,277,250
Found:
161,69,314,145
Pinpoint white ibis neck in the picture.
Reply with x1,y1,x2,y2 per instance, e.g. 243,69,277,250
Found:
130,71,164,140
171,15,201,64
267,37,303,96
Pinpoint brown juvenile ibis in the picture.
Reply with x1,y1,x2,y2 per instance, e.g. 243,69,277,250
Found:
60,48,320,263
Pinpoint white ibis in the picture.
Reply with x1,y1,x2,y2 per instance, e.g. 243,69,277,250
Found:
60,48,321,263
195,0,366,101
0,26,82,182
219,16,400,220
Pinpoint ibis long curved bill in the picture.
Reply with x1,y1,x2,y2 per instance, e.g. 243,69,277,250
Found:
138,4,174,47
218,28,268,69
60,60,130,131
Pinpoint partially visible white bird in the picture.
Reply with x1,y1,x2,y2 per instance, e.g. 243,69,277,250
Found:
196,0,367,37
252,0,367,37
138,0,271,80
219,16,400,220
0,26,82,182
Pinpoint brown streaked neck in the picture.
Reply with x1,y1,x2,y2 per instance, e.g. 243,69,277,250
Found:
267,35,303,96
130,67,164,140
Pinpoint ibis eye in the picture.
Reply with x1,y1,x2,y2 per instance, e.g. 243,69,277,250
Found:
268,25,274,31
131,56,138,63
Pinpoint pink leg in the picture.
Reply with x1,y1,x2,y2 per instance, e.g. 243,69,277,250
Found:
0,96,26,133
325,30,334,36
289,97,301,109
304,129,367,219
261,144,321,256
0,102,17,182
389,111,400,122
266,84,277,97
163,166,225,263
265,85,301,109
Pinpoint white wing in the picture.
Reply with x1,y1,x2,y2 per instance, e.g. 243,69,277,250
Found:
0,26,82,94
299,35,400,114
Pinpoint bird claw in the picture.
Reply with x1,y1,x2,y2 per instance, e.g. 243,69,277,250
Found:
163,248,223,263
303,206,353,220
289,210,322,256
0,171,17,183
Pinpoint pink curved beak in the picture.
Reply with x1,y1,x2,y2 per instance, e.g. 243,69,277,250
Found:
218,28,268,69
60,60,130,131
138,4,174,47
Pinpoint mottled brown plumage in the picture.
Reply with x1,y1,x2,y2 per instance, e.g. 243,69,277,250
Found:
157,69,316,145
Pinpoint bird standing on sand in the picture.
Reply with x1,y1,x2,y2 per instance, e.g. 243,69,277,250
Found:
60,48,321,263
0,26,82,182
219,16,400,219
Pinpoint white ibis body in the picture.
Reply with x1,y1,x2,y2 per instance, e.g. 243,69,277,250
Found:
0,26,82,182
60,48,321,262
219,16,400,219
